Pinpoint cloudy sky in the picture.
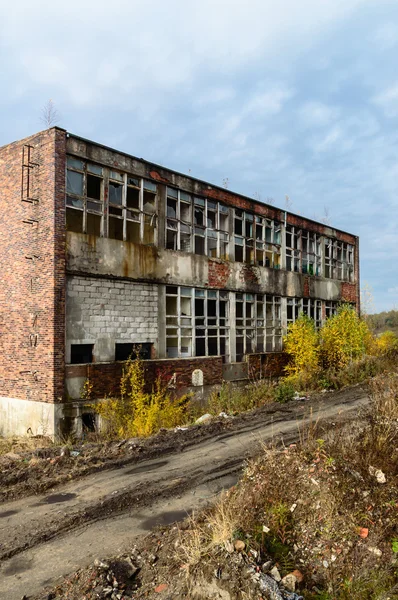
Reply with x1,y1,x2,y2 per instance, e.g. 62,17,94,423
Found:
1,0,397,312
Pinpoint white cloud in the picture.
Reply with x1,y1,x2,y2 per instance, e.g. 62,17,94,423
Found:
372,82,398,117
0,0,372,108
298,101,339,128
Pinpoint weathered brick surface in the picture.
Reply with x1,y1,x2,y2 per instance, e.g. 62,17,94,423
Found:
247,352,289,378
0,128,66,404
208,260,230,288
65,356,223,399
303,276,310,298
341,282,357,303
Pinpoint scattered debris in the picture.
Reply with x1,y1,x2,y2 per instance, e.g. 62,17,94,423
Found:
369,465,386,484
234,539,245,552
195,413,213,424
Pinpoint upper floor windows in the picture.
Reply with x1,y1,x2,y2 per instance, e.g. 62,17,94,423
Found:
66,156,157,244
66,158,104,236
285,226,322,276
65,161,355,284
108,172,157,244
325,239,354,282
166,189,229,259
234,210,281,268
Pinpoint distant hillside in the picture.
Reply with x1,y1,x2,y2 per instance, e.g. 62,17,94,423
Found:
367,309,398,335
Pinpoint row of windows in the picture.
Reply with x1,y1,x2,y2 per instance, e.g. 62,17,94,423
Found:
165,287,343,361
66,158,355,282
66,157,157,244
69,294,345,365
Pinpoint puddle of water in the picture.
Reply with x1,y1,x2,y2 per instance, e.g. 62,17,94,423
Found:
126,460,168,475
2,556,34,576
0,510,19,519
141,509,191,531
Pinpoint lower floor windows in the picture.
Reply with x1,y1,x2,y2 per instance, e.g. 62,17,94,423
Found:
236,293,282,360
287,298,322,328
70,344,94,364
166,286,229,360
325,301,339,319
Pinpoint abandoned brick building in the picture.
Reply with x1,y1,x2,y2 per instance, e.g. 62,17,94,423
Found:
0,127,360,436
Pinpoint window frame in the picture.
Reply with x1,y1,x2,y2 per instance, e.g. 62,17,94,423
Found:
66,158,104,235
235,292,282,360
108,172,157,244
234,210,281,268
165,188,230,259
285,226,322,276
165,286,230,360
325,238,354,282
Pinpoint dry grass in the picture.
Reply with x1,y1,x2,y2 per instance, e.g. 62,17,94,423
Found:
178,372,398,599
0,434,54,456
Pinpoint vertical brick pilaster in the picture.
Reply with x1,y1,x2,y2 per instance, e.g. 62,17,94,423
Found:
0,127,66,404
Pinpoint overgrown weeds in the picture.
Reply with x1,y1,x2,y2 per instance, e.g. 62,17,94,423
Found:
94,356,191,438
179,373,398,599
207,379,275,414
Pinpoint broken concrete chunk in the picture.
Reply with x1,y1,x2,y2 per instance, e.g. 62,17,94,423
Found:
195,413,213,425
281,573,297,592
369,466,386,484
269,566,281,582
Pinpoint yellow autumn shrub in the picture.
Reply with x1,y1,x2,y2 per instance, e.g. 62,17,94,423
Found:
320,304,373,370
283,314,320,381
94,356,189,438
376,330,398,355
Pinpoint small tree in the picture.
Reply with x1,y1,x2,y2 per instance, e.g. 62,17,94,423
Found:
320,304,373,370
284,314,319,381
41,99,60,128
95,356,189,438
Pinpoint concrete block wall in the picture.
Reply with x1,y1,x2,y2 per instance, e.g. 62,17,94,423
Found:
66,275,158,363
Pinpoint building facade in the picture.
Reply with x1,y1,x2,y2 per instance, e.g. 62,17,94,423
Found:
0,127,360,437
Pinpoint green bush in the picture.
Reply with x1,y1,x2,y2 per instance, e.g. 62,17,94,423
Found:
274,380,295,403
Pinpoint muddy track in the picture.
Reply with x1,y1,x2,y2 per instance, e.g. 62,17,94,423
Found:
0,385,366,504
0,387,369,600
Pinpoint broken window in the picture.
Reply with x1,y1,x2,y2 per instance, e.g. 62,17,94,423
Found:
324,239,354,282
285,226,322,275
108,173,157,244
236,293,282,361
234,210,281,267
165,189,230,259
115,342,152,361
70,344,94,364
165,286,229,360
66,157,104,235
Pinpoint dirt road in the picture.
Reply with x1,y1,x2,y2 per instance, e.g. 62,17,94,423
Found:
0,387,369,600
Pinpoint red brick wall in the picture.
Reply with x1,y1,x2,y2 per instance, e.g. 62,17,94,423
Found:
341,282,357,303
247,352,289,378
0,128,66,404
65,357,224,399
208,260,230,288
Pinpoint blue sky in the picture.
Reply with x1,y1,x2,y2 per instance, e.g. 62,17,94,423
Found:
1,0,397,312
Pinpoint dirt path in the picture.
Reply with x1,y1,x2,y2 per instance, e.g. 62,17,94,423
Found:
0,388,369,600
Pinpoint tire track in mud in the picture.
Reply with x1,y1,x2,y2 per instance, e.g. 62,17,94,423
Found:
0,390,368,574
